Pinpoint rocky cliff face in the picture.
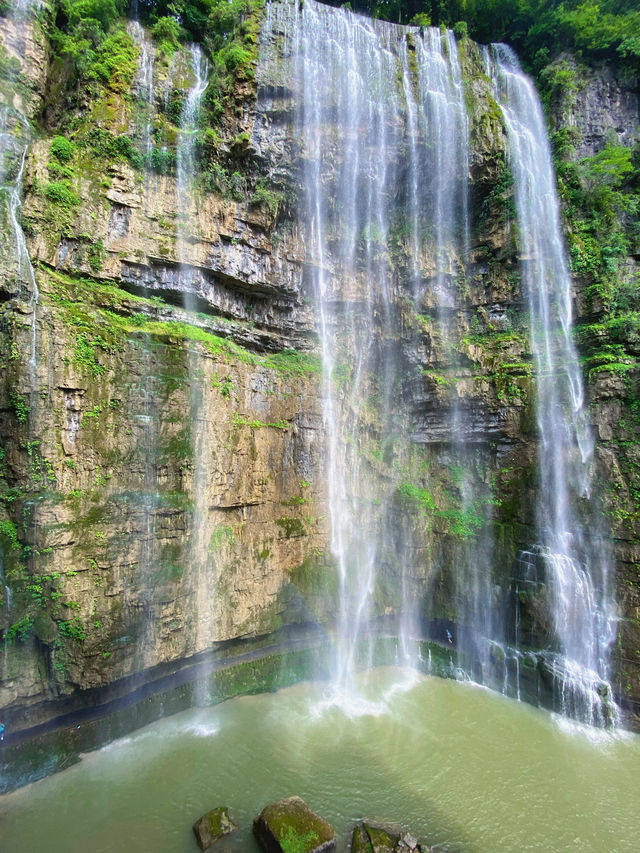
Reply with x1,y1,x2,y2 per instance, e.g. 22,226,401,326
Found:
0,0,638,733
0,2,330,728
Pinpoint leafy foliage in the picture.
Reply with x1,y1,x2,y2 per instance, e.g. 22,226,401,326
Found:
83,28,139,91
51,0,138,92
58,617,85,642
398,482,435,510
555,138,640,310
151,15,184,54
42,181,80,207
0,519,20,551
9,389,30,425
6,614,34,643
137,0,263,82
555,128,640,380
49,135,75,164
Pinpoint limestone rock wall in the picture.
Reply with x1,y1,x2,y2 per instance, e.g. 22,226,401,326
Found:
0,5,330,729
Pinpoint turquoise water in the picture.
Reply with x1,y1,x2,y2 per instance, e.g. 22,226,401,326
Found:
2,668,639,852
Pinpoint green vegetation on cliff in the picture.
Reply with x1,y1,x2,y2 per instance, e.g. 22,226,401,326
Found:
43,267,321,377
546,119,640,384
50,0,138,91
37,0,281,233
559,141,639,316
48,0,267,103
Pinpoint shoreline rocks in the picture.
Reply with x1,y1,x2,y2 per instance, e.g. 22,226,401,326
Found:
192,797,439,853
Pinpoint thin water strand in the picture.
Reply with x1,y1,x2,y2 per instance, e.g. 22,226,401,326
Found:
175,45,213,657
0,1,40,397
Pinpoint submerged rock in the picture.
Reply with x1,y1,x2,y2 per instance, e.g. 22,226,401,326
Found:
192,805,237,851
253,796,336,853
351,822,425,853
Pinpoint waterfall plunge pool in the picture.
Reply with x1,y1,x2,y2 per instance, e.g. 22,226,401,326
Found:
1,667,639,852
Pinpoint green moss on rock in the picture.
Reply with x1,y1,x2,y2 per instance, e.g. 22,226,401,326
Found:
253,797,336,853
350,825,374,853
192,805,237,851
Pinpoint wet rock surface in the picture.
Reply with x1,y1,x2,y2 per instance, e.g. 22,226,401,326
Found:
193,806,237,851
253,796,336,853
351,821,428,853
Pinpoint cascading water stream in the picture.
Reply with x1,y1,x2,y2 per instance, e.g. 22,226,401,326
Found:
291,2,408,704
127,19,155,168
1,2,42,633
8,0,39,19
176,43,209,289
487,45,617,725
0,552,11,681
415,28,470,315
175,45,213,656
126,18,162,653
396,26,476,669
0,111,38,374
409,27,499,684
177,46,209,221
126,41,210,670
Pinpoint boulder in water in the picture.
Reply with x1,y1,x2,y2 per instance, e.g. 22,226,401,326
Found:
351,821,425,853
192,805,237,851
253,796,336,853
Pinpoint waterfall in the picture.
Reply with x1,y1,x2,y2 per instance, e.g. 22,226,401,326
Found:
290,1,405,700
280,1,473,701
0,0,617,729
265,0,618,724
125,40,210,670
175,45,212,654
176,43,209,291
127,19,155,168
0,109,38,372
487,45,617,726
1,552,11,681
177,44,209,231
409,27,497,685
119,17,165,674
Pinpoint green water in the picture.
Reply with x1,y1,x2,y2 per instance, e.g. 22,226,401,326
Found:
2,668,639,852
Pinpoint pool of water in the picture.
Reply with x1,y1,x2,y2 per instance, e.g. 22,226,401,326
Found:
2,668,639,852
